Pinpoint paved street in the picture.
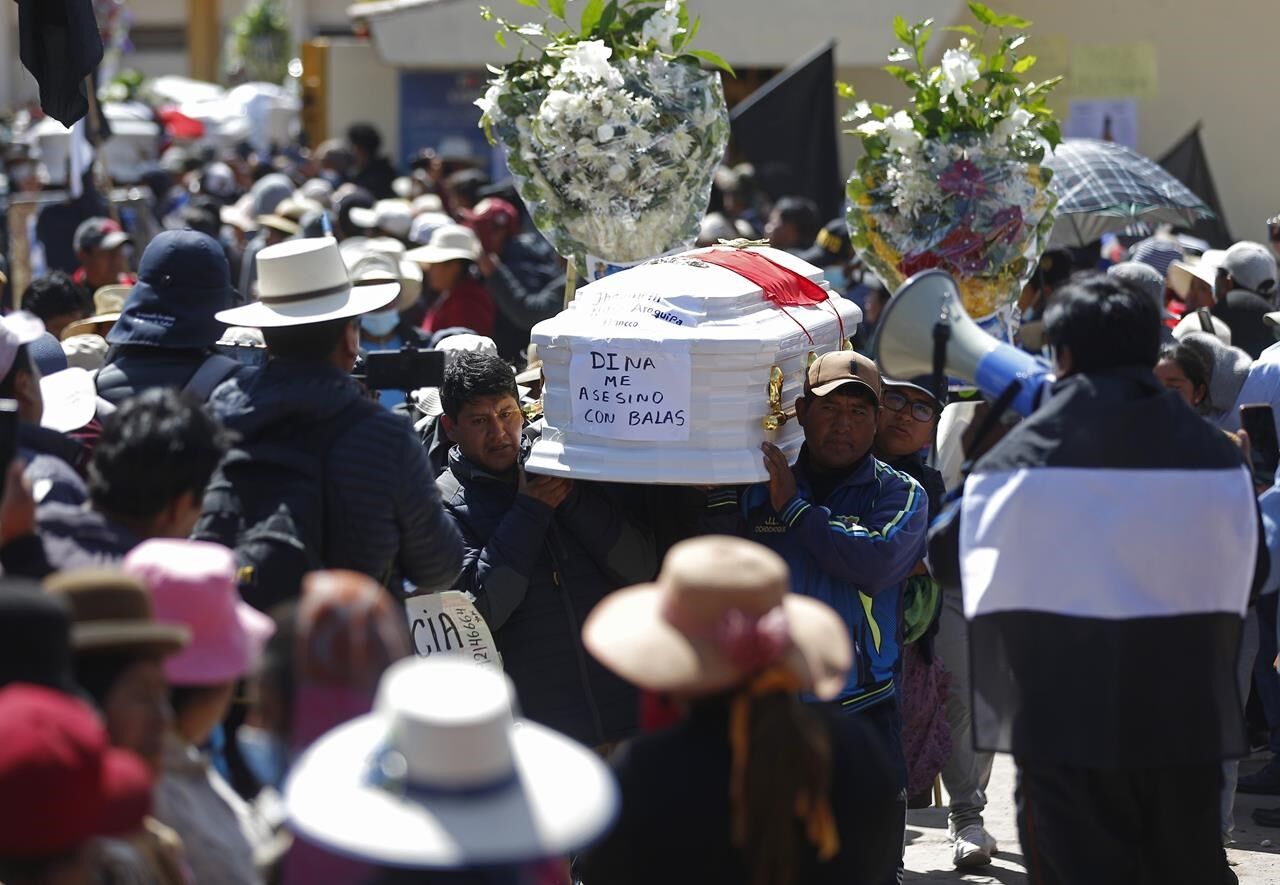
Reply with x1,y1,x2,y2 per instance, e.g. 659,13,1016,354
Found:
904,753,1280,882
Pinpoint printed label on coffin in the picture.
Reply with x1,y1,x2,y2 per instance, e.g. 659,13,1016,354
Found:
404,591,503,672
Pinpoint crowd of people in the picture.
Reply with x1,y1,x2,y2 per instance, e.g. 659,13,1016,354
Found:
0,117,1278,885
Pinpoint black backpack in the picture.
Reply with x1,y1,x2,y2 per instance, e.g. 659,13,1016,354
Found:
193,401,366,612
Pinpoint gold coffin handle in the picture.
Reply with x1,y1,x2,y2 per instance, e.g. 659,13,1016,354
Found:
763,353,819,431
763,365,795,431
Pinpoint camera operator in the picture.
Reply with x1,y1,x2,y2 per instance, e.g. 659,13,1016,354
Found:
202,237,461,596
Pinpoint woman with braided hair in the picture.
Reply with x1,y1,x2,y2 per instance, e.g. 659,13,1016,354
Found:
575,535,904,885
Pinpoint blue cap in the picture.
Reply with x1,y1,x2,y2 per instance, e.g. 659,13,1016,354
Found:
27,333,68,377
107,230,235,349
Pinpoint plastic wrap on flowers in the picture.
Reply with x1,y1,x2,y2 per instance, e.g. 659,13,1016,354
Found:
848,137,1056,333
482,51,728,266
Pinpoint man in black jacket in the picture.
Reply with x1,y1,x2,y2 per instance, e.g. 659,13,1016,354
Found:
436,352,656,747
204,236,462,596
930,275,1266,884
96,230,242,406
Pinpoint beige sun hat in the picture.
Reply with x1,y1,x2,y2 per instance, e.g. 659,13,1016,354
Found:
1168,249,1226,300
583,536,851,700
214,237,399,329
60,284,130,341
404,224,482,265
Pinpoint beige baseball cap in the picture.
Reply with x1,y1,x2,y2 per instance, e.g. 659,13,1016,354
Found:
804,351,882,403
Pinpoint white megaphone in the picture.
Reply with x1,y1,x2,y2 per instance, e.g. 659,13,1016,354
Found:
873,270,1054,417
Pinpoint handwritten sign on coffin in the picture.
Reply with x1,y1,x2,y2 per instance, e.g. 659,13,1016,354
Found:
404,591,502,672
569,342,692,442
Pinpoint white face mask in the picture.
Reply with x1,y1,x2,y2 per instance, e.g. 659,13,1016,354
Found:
360,310,400,337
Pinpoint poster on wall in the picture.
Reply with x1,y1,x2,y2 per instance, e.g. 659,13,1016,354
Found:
398,70,507,180
1064,98,1139,149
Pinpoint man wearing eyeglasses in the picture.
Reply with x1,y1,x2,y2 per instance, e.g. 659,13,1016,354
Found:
875,377,998,868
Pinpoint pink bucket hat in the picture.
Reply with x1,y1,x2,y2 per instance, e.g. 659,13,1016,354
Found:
122,540,275,686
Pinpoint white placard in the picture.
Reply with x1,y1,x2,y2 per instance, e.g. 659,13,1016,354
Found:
404,591,502,672
570,342,692,441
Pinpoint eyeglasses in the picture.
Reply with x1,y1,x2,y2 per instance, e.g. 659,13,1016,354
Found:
882,390,937,423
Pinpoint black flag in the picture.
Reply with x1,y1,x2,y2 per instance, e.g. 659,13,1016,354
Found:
730,42,843,221
1158,124,1233,248
18,0,104,127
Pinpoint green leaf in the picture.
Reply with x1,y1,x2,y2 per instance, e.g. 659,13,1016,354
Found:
943,24,979,36
992,13,1031,28
1039,119,1062,149
683,15,702,48
685,48,735,76
883,65,917,85
494,29,507,47
1012,55,1036,73
836,81,857,99
967,1,998,26
516,0,541,7
580,0,604,34
547,0,566,18
598,0,618,31
893,15,912,44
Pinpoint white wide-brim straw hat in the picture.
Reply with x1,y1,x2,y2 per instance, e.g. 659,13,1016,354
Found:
405,224,482,265
584,536,852,700
284,658,618,868
215,237,399,329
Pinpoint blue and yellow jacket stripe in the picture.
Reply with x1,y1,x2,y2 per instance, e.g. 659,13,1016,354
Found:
740,451,928,711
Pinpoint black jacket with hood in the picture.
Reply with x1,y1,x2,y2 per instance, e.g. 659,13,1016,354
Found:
207,358,462,592
436,446,656,746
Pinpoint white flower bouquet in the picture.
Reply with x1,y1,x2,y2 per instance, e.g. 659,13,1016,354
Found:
477,0,730,266
843,3,1061,333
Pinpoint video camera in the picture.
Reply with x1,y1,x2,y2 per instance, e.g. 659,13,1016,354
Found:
353,345,445,391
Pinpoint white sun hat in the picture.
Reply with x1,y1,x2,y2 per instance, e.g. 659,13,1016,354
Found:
348,199,414,241
404,224,482,265
283,657,618,868
40,367,98,433
339,237,423,313
215,237,399,329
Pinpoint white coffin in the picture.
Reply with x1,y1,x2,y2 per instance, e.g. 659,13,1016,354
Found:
526,246,862,485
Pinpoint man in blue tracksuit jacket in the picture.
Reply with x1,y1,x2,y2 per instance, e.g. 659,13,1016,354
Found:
710,350,927,883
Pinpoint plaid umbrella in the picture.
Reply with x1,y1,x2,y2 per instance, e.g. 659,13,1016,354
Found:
1044,139,1213,248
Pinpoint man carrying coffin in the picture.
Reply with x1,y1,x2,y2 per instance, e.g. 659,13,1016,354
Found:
930,274,1268,884
706,350,928,878
436,352,656,748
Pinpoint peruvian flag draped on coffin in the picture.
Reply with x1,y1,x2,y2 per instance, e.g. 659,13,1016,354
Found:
944,370,1263,768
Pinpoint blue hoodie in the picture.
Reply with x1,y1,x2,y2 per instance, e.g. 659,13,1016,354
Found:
738,448,928,711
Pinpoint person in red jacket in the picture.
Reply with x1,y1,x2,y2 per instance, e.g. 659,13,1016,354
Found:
406,224,495,337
